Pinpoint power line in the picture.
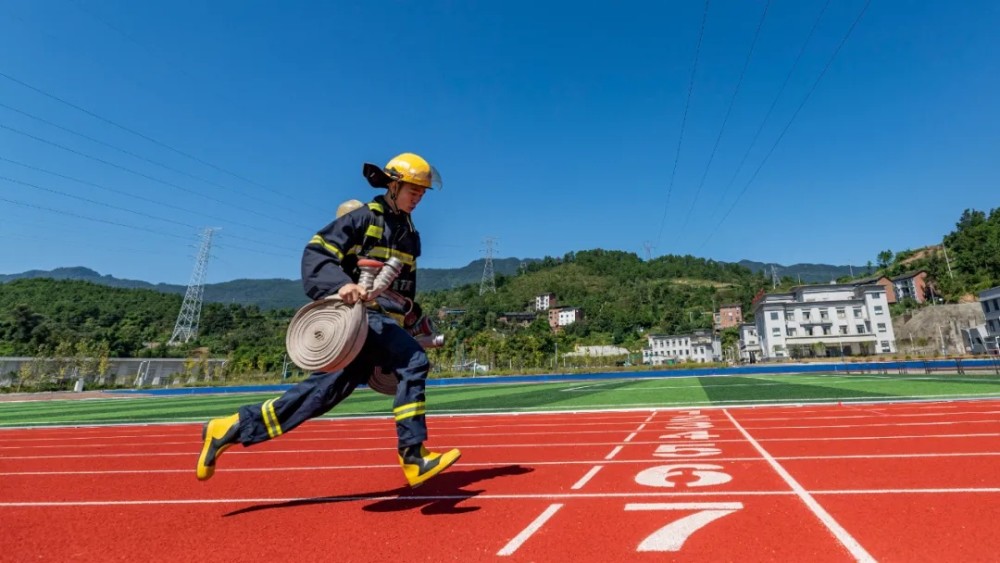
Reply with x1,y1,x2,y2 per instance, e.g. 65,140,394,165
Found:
0,195,192,241
699,0,872,249
655,0,710,248
0,122,307,229
0,101,303,217
0,174,197,230
0,195,291,258
678,0,772,234
0,172,295,252
0,156,301,243
0,70,298,203
711,0,832,213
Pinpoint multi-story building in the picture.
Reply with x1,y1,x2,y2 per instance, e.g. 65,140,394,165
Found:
850,275,897,304
738,324,761,363
714,304,743,330
642,330,721,365
979,286,1000,354
753,283,896,360
548,307,582,330
535,293,557,311
892,270,929,304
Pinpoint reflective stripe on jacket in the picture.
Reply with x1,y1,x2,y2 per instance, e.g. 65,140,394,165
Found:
301,195,421,302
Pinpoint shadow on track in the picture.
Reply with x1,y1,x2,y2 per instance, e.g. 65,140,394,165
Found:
223,464,533,517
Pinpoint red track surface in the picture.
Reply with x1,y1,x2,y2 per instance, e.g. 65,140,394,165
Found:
2,399,999,561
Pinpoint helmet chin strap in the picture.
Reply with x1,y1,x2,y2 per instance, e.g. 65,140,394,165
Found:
386,182,401,213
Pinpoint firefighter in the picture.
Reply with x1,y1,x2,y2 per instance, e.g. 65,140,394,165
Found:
196,152,460,487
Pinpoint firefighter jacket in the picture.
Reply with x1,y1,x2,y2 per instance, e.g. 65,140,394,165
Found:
301,195,421,307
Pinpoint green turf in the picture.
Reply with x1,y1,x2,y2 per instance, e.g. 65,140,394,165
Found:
1,372,999,427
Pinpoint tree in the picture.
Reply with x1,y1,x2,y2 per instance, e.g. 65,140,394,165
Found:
876,250,894,270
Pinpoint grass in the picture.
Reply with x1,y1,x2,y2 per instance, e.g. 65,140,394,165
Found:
2,372,999,427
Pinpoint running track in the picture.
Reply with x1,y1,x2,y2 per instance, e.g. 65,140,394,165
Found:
2,399,999,561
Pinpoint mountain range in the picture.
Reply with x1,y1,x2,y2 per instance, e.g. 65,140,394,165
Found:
0,257,856,310
0,258,530,310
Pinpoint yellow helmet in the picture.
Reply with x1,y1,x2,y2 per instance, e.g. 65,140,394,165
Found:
363,152,442,190
336,199,364,218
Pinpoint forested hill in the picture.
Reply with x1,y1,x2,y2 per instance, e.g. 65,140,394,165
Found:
0,258,531,310
0,251,767,364
420,250,768,345
3,204,995,370
736,261,858,283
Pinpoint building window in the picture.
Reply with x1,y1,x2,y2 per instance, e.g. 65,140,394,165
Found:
856,324,866,334
880,340,891,352
821,310,830,321
839,326,848,335
872,292,883,300
770,312,779,320
786,311,795,321
822,327,832,335
802,311,811,321
877,323,887,333
874,305,884,314
787,328,796,336
853,308,862,318
772,327,780,336
836,307,846,319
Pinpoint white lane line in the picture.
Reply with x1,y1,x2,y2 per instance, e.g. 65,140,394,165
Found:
5,419,998,451
6,398,998,430
3,488,999,508
5,451,999,477
604,446,624,460
497,503,563,556
4,432,997,461
571,466,603,490
5,451,1000,477
724,410,875,563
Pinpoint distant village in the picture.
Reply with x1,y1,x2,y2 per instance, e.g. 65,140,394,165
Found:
439,270,1000,366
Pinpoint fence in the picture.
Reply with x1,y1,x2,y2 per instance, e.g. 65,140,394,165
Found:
0,357,228,389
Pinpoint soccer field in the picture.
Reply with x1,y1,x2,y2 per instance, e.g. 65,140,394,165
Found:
2,371,999,427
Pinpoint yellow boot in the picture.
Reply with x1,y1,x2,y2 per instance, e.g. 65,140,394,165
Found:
398,444,461,487
196,413,240,481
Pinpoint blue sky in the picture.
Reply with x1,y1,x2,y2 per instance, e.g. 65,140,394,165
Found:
1,0,997,284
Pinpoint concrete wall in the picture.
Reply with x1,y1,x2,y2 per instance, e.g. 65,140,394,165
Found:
0,357,228,388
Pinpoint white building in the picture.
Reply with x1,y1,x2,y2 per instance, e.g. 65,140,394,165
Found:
753,283,896,360
978,286,1000,354
548,307,582,329
535,293,556,311
643,330,721,365
738,324,761,363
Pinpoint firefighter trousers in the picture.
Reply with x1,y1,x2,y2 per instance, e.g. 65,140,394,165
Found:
236,312,430,449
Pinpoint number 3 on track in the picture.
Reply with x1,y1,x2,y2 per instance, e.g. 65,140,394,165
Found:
625,502,743,552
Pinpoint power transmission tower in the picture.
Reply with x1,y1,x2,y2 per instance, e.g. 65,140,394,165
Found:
169,227,217,345
642,241,654,261
770,265,780,289
480,237,497,295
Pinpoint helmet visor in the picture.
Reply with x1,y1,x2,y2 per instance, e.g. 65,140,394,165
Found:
428,165,443,190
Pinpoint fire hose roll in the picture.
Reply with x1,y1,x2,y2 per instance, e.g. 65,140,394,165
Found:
285,295,368,373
